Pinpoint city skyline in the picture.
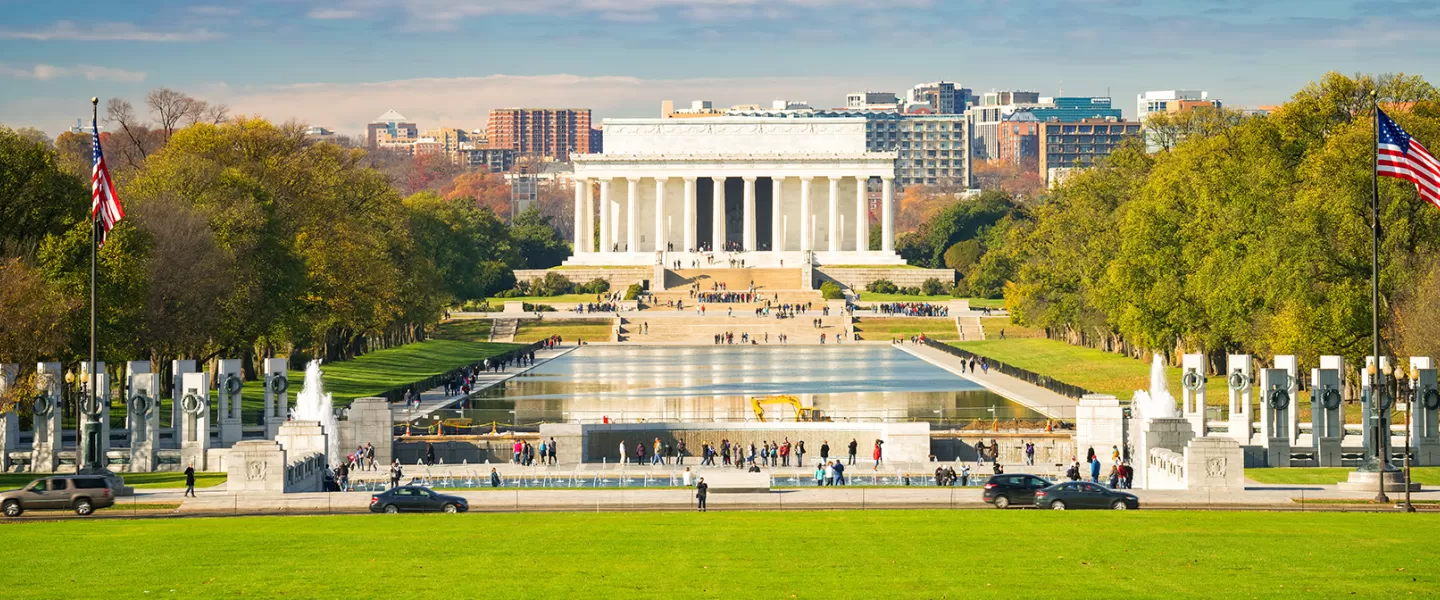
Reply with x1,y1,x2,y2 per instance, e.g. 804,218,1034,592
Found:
2,0,1438,136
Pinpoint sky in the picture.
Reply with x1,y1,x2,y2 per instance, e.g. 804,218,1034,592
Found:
2,0,1438,137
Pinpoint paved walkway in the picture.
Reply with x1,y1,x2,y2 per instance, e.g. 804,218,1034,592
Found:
895,342,1077,420
395,346,576,422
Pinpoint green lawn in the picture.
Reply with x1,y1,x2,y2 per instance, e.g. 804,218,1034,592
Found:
951,337,1231,401
3,511,1434,598
980,316,1043,338
486,294,608,309
1248,467,1440,486
0,471,226,490
855,317,960,341
515,319,612,343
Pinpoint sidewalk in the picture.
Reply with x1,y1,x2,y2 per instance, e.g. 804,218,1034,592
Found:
894,342,1077,420
395,346,576,422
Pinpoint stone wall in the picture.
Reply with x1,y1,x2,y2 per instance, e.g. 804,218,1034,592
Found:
562,422,930,464
514,267,651,293
395,437,538,464
929,433,1075,467
341,397,393,467
815,267,956,291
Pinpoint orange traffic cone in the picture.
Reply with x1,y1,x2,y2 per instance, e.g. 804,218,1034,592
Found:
992,419,999,432
1045,420,1053,433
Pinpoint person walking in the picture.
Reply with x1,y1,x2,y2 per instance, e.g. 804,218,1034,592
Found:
490,467,501,488
619,440,627,465
425,442,436,466
820,440,830,462
824,460,836,486
389,460,403,489
872,439,884,470
183,463,197,498
814,462,825,486
795,440,805,466
695,478,709,512
677,439,687,465
1090,454,1101,483
833,460,846,486
548,437,558,466
847,439,857,465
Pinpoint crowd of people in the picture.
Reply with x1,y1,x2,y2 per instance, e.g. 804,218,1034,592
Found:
876,302,949,317
1068,445,1134,489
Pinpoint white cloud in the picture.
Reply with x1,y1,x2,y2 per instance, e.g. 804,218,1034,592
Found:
208,73,915,135
307,0,934,25
0,63,147,83
0,20,222,42
187,5,244,17
308,8,364,19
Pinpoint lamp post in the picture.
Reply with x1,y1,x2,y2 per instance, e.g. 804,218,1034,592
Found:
1402,364,1417,513
1367,361,1390,504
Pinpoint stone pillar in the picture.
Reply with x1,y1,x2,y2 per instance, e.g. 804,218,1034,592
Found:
881,176,895,252
711,177,725,252
799,176,813,252
771,177,784,253
572,178,587,253
0,364,17,473
216,358,243,447
1180,353,1207,436
1314,356,1345,466
827,177,840,252
742,176,756,251
626,177,640,253
79,361,110,469
654,177,668,253
1275,355,1300,445
1226,354,1253,445
32,363,62,472
344,397,394,468
1410,358,1438,466
598,178,612,253
171,359,196,431
179,372,211,470
263,357,289,439
1260,367,1291,467
128,371,161,472
683,177,696,252
125,360,150,406
275,420,329,462
855,175,869,251
582,180,594,253
226,440,287,493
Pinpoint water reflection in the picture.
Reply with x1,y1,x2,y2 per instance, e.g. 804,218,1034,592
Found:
460,345,1039,423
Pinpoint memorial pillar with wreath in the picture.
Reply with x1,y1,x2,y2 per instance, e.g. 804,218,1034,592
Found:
1180,353,1207,436
215,358,243,447
1361,355,1393,469
1312,356,1346,466
1259,365,1291,467
1225,354,1253,445
127,371,161,472
32,362,63,472
179,371,211,470
170,359,197,431
0,364,17,473
263,357,290,439
79,361,111,469
1408,358,1439,466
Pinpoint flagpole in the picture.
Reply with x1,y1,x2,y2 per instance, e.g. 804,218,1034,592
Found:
84,96,100,474
1371,90,1389,504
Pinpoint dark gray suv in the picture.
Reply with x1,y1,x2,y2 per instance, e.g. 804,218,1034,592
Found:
1,475,116,516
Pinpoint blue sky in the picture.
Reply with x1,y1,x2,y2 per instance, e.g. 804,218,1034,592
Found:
2,0,1437,136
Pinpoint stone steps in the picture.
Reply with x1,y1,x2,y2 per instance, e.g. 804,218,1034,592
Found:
665,268,802,291
622,314,848,344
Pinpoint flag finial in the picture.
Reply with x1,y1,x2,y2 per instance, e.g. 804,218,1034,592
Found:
91,97,98,106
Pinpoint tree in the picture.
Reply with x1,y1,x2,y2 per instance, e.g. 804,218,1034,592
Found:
972,159,1044,200
510,205,571,270
442,170,512,217
404,191,516,301
0,127,88,260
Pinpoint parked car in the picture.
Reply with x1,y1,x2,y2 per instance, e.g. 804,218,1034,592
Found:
0,475,115,517
981,474,1053,509
370,486,468,514
1034,481,1140,510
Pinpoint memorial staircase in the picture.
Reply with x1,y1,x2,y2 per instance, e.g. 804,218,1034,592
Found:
618,267,846,344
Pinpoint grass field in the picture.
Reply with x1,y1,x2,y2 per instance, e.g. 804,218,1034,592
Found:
855,317,960,342
0,471,226,490
980,316,1043,338
486,294,606,309
855,293,1003,309
4,511,1434,598
514,319,613,343
1247,467,1440,486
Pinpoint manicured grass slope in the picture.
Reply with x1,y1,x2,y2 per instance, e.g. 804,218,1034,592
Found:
1247,467,1440,486
3,511,1432,598
0,472,226,490
952,337,1230,401
514,319,612,343
855,317,960,341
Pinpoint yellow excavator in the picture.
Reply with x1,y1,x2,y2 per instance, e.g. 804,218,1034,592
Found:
750,395,828,422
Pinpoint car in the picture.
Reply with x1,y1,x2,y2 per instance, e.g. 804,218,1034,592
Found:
981,473,1054,509
370,486,468,514
1034,481,1140,510
0,475,116,517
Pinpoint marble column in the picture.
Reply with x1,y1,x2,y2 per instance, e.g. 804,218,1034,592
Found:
711,177,726,252
742,176,756,251
626,177,640,253
771,177,784,252
598,178,612,253
583,181,593,253
683,177,696,252
572,178,587,253
654,177,668,253
856,175,869,251
610,183,622,253
881,176,895,252
827,177,840,252
799,176,813,252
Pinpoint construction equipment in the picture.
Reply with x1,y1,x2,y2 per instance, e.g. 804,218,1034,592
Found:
750,395,827,422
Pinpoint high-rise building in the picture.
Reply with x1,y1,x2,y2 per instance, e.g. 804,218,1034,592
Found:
422,127,469,153
846,91,900,111
1137,90,1219,121
969,96,1122,161
456,146,517,172
867,114,970,188
1038,117,1142,181
907,82,974,115
994,113,1041,165
366,109,418,148
981,90,1041,107
486,108,594,161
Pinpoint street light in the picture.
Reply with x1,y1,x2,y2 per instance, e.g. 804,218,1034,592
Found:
1367,361,1390,504
1402,363,1418,513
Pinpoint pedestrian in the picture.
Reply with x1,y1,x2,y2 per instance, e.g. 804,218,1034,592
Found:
365,442,376,471
795,440,805,466
1108,462,1120,489
820,440,830,462
960,464,971,487
834,460,846,485
1090,454,1101,483
490,467,501,488
425,442,436,466
678,439,687,465
814,462,825,486
696,478,708,512
390,460,403,489
548,437,558,466
847,438,857,465
183,463,197,498
825,460,836,486
683,467,694,487
872,439,884,470
619,440,627,464
1025,442,1035,466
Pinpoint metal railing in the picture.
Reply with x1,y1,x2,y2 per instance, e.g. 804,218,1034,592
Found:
922,338,1096,400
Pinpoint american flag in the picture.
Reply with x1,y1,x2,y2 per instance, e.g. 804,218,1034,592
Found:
90,118,124,246
1377,108,1440,210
